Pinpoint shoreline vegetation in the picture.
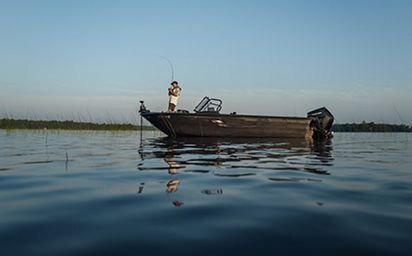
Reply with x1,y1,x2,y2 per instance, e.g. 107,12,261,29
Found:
333,122,412,132
0,118,411,132
0,118,152,131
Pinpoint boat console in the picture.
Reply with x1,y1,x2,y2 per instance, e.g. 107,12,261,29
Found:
194,96,222,113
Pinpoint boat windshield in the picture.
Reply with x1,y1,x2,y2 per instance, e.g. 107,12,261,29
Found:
194,96,222,113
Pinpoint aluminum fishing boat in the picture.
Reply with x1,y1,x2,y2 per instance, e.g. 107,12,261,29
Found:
139,97,334,139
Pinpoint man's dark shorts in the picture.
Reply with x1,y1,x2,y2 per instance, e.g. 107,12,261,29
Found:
168,103,176,112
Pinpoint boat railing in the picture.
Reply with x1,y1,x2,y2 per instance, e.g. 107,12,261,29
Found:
194,96,223,113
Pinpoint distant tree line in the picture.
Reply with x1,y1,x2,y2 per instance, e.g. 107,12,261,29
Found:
0,118,154,131
332,122,412,132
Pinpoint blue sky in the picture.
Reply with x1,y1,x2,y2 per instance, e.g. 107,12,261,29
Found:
0,0,411,124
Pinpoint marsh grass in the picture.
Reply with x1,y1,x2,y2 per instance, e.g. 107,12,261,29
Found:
0,118,154,131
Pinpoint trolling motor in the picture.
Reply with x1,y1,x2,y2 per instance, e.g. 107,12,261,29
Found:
139,100,149,113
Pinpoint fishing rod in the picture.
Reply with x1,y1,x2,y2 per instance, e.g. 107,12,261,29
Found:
160,56,175,82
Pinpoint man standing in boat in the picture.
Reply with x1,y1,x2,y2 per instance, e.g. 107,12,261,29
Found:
167,81,181,112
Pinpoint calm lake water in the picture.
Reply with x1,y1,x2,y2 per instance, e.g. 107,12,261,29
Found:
0,130,411,255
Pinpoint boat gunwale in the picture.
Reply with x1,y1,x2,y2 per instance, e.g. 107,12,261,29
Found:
141,111,312,121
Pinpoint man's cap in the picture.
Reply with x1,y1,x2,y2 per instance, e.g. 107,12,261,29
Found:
171,81,178,85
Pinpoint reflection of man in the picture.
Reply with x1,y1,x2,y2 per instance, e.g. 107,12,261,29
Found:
164,157,180,174
164,148,182,174
166,179,183,207
164,147,184,207
166,179,180,193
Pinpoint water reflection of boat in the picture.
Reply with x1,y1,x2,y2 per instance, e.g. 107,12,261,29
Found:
139,97,334,140
137,136,333,206
138,136,333,174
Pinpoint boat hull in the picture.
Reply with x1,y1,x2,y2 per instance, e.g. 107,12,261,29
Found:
142,112,316,138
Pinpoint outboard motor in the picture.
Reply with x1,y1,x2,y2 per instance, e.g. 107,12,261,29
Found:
307,107,334,139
